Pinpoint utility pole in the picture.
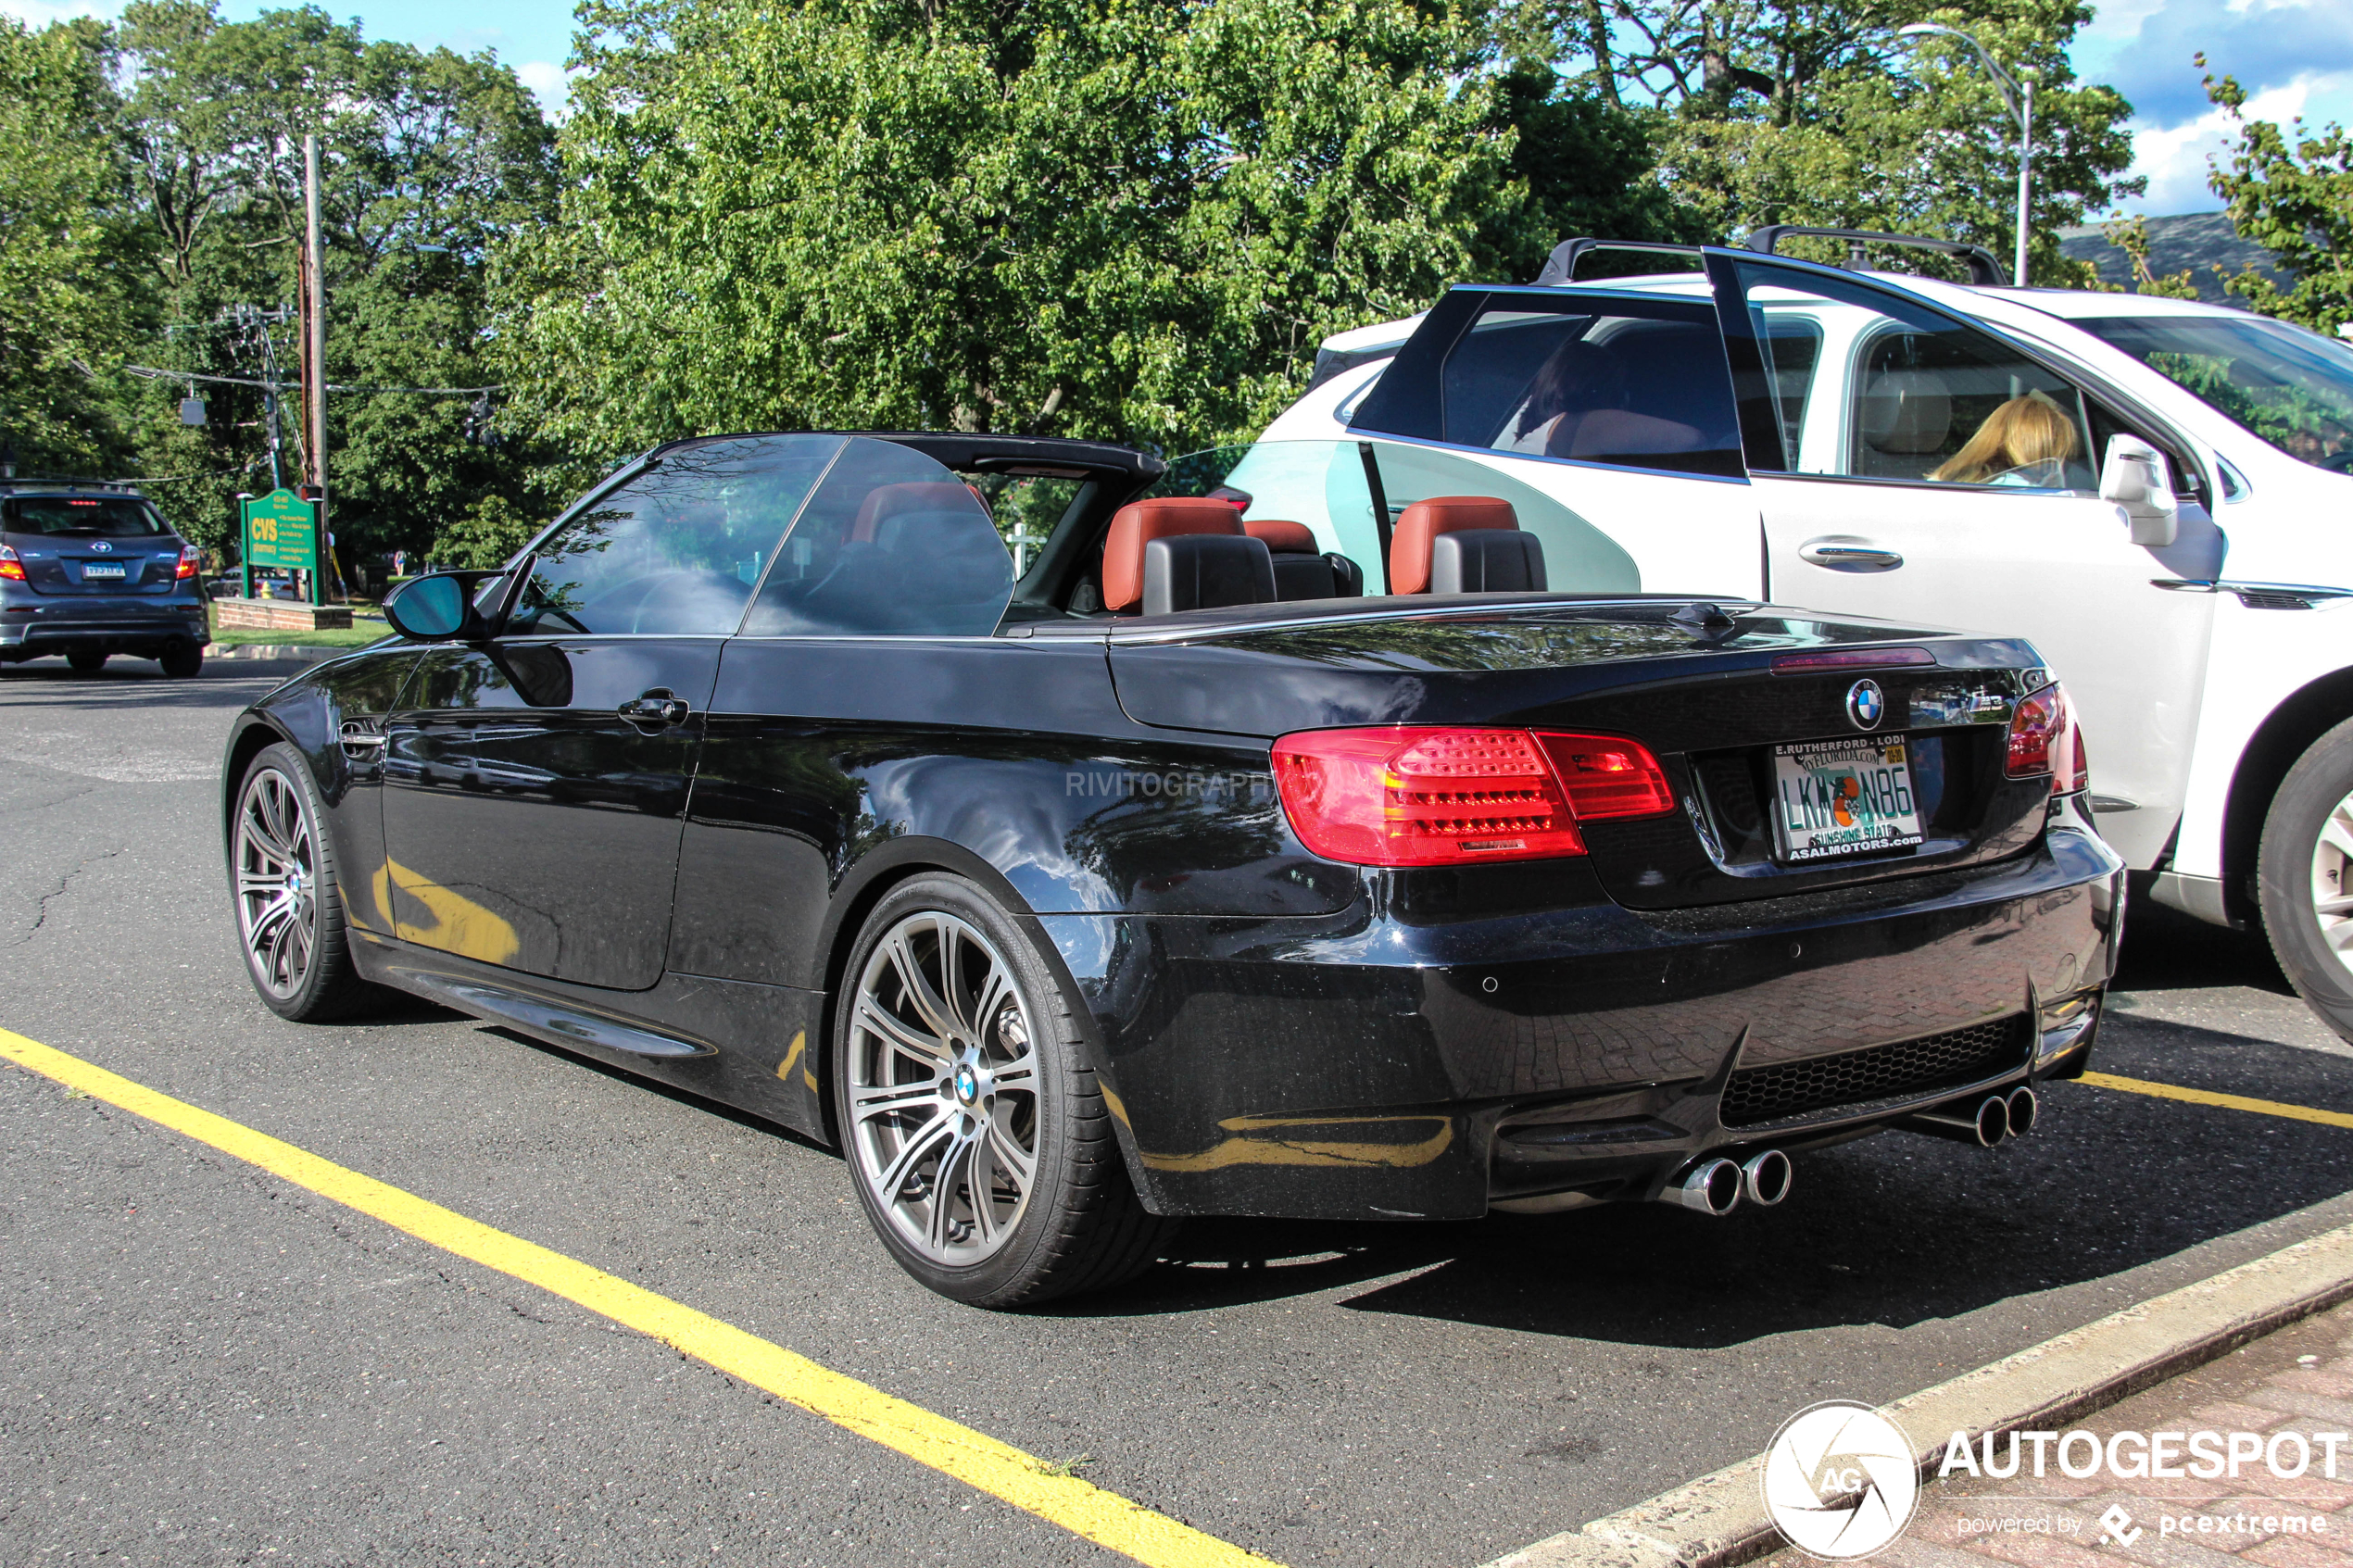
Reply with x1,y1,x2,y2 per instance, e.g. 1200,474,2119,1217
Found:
300,133,334,604
1898,25,2037,287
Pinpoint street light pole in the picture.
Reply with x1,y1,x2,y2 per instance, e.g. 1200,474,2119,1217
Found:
1899,23,2036,286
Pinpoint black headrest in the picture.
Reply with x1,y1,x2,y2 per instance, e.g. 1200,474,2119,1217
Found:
1429,530,1546,594
1141,533,1276,615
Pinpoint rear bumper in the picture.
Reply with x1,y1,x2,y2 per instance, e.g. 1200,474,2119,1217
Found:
1043,796,2125,1221
0,595,210,656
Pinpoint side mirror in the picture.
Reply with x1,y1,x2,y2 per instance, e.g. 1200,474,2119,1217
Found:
382,571,486,641
2101,434,2180,547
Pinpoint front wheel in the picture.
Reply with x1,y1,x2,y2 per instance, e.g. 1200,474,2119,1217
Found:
67,650,107,673
834,874,1173,1307
2259,717,2353,1044
231,742,389,1022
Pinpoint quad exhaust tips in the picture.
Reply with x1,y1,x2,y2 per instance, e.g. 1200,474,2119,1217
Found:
1662,1149,1794,1216
1903,1085,2039,1148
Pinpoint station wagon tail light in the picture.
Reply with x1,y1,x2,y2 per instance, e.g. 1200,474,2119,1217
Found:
1271,726,1673,867
2006,684,2086,794
0,545,20,582
175,545,200,579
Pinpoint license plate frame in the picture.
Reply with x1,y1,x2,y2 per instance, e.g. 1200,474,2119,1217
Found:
78,562,127,581
1768,735,1925,865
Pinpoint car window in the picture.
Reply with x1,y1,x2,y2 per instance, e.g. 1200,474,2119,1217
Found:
964,471,1084,576
1735,263,2097,493
741,436,1015,637
504,434,837,637
1352,288,1745,480
3,495,169,537
2071,314,2353,474
1153,438,1640,595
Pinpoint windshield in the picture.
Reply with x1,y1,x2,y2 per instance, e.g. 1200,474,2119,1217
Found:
2074,315,2353,473
3,495,170,536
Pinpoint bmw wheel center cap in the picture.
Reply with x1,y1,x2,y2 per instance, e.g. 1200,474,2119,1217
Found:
1845,678,1886,731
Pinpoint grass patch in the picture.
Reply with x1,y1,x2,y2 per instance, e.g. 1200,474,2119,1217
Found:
208,617,392,649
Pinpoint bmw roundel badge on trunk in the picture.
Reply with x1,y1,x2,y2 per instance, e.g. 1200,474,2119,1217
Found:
1846,678,1886,731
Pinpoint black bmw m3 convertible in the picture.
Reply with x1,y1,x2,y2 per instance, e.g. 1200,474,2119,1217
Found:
220,430,2122,1305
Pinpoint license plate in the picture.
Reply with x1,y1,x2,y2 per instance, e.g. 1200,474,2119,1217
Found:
80,562,126,580
1769,736,1924,863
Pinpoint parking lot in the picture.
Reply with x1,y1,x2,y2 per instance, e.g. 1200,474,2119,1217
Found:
8,657,2353,1568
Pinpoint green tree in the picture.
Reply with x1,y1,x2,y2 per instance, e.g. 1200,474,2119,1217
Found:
494,0,1517,469
1497,0,2137,282
0,18,153,480
2202,61,2353,335
111,2,556,561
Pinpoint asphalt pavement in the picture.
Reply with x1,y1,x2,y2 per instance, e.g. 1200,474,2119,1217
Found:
6,654,2353,1568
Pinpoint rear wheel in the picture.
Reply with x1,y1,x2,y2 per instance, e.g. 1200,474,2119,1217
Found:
232,742,387,1022
2259,718,2353,1044
67,650,106,673
834,874,1173,1307
158,643,202,678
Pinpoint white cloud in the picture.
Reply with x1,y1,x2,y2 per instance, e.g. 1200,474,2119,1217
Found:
2107,72,2353,215
514,58,576,119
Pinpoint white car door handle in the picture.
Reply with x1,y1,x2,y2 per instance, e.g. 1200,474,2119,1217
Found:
1798,538,1905,571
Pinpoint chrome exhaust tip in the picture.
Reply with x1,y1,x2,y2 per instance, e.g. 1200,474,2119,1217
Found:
1664,1157,1743,1216
1742,1148,1793,1207
1902,1095,2010,1148
2006,1086,2038,1138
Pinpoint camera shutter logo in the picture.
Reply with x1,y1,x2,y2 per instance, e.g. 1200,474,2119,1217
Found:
1761,1401,1919,1559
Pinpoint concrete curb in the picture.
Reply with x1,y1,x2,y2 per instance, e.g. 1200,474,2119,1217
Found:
1483,1219,2353,1568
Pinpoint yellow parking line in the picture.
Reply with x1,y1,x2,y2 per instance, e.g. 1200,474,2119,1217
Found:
2080,1070,2353,1131
0,1026,1275,1568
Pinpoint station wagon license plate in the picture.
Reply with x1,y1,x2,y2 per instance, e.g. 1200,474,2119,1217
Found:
80,562,126,580
1769,736,1924,863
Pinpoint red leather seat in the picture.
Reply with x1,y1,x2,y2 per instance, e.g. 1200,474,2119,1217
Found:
1101,498,1246,613
1242,519,1318,554
1390,497,1518,595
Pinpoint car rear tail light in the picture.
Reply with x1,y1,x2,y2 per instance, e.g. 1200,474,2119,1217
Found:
1769,647,1937,673
1271,726,1673,867
2006,684,2085,794
175,545,200,580
0,545,21,583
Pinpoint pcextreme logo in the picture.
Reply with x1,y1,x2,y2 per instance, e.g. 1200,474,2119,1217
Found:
1761,1402,1920,1560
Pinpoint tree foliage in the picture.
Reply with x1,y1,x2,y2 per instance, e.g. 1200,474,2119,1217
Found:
0,19,152,480
496,0,1530,468
1498,0,2138,281
2203,62,2353,335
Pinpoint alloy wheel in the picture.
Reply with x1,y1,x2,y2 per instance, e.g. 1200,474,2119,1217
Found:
236,767,318,998
847,910,1039,1266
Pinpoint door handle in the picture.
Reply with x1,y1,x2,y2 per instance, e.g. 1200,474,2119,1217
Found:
1798,538,1905,572
620,688,691,728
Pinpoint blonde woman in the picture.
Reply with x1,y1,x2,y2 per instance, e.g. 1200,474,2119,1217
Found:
1931,392,2083,486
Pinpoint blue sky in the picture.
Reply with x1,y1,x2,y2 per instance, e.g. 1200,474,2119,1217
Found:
8,0,2347,218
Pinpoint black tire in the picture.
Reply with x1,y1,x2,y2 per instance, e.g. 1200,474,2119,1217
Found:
229,741,391,1022
832,873,1175,1307
2259,716,2353,1044
158,643,203,678
67,650,107,673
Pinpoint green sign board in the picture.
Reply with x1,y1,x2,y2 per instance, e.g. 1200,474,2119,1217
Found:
242,488,318,572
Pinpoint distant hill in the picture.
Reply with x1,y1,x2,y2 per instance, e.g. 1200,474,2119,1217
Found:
2057,211,2284,306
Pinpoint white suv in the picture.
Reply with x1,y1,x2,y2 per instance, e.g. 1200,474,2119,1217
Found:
1242,239,2353,1037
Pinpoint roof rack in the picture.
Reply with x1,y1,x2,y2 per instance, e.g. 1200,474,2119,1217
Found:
1743,226,2007,287
1532,238,1705,287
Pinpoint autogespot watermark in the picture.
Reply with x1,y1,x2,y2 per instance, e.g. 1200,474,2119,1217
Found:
1762,1405,2342,1560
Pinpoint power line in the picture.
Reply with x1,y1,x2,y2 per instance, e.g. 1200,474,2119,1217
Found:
124,365,504,396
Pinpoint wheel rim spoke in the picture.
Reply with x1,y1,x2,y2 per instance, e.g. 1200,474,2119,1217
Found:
850,909,1040,1265
235,768,316,998
854,995,950,1071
